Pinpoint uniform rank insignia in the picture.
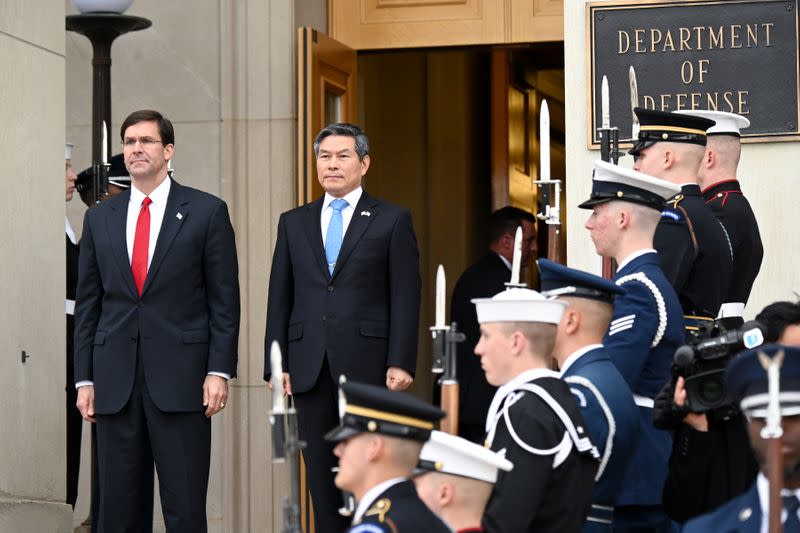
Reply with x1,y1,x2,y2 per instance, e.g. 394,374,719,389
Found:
660,209,682,222
365,498,391,523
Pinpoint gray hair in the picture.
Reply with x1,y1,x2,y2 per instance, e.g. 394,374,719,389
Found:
313,123,370,160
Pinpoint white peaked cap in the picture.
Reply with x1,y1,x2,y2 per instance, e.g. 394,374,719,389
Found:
675,110,750,136
418,430,513,484
472,287,566,325
65,143,74,160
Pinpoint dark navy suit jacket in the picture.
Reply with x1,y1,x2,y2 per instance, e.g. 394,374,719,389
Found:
74,180,240,414
603,251,684,506
264,191,421,393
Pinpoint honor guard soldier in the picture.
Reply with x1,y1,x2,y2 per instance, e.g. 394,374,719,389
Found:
325,380,450,533
472,287,599,532
684,345,800,532
676,109,763,327
538,258,641,532
580,160,685,532
631,107,733,323
414,430,514,532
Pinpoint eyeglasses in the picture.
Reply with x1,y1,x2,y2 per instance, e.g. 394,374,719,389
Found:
122,137,163,148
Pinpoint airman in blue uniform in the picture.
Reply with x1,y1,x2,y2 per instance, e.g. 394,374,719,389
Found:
683,345,800,533
580,159,686,532
538,258,641,532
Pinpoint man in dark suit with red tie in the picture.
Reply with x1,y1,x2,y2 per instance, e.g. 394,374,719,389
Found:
74,109,240,532
264,123,421,533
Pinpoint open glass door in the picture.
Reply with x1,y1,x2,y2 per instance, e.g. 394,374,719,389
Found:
297,27,358,206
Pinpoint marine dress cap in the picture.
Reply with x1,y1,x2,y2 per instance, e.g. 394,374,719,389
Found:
416,430,513,484
324,381,445,443
629,107,715,155
726,344,800,418
578,159,681,211
472,287,566,325
538,258,625,303
675,109,750,137
76,154,131,192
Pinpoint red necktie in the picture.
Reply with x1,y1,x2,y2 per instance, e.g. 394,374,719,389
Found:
131,197,152,295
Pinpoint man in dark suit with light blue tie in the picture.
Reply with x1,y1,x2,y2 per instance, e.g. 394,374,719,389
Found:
74,109,240,532
264,123,422,533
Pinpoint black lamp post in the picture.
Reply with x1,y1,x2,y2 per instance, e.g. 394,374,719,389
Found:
66,12,151,200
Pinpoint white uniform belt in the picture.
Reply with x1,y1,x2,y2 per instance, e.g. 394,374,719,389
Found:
66,299,75,316
718,302,745,319
633,394,654,408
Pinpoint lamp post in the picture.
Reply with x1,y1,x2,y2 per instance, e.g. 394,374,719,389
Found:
66,5,151,198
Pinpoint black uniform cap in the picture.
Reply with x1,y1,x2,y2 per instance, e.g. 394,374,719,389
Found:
75,153,130,192
727,344,800,418
325,381,445,443
629,107,716,156
538,258,625,303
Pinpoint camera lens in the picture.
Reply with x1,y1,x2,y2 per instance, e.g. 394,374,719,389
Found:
699,377,725,405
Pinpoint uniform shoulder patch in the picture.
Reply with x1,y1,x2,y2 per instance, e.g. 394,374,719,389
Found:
660,209,682,222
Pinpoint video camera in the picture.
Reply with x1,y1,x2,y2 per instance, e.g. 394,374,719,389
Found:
673,320,765,412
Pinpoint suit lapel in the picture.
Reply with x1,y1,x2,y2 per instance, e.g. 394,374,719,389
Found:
105,190,138,298
331,192,378,280
141,180,189,295
302,197,329,278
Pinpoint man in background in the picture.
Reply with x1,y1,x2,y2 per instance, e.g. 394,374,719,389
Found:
449,206,536,444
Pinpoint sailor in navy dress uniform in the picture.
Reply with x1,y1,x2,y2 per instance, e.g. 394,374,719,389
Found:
473,287,599,532
630,107,733,321
325,380,450,533
683,344,800,533
538,258,641,532
676,109,763,326
413,430,514,532
580,159,685,532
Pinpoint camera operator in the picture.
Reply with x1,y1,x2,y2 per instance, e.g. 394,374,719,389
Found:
659,301,800,523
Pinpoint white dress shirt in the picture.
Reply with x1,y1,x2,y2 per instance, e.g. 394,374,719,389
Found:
320,187,363,246
616,248,657,272
558,344,604,376
77,176,229,387
353,476,406,524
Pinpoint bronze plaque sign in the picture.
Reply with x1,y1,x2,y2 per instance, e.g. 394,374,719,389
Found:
587,0,800,146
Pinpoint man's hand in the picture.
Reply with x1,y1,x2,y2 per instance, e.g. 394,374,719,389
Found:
268,372,292,396
674,376,708,432
203,375,229,418
386,367,413,391
76,385,96,423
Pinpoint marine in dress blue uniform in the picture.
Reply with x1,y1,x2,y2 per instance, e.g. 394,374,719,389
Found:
473,288,599,532
683,345,800,533
325,381,450,533
581,160,686,532
675,109,763,324
630,107,733,321
538,259,641,532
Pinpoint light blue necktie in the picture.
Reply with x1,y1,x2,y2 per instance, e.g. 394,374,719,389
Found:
325,198,348,276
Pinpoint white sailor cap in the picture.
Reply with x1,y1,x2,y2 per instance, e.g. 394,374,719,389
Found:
65,143,74,160
675,110,750,137
416,430,513,484
472,287,566,325
579,160,681,212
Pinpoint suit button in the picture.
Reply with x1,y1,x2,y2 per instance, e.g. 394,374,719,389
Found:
322,315,327,321
328,285,334,292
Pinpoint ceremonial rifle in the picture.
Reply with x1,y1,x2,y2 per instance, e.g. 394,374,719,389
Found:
92,120,110,204
431,265,465,435
759,349,785,533
268,341,304,533
532,99,562,263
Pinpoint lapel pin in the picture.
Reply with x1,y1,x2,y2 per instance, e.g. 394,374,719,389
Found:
176,212,183,220
361,210,371,217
